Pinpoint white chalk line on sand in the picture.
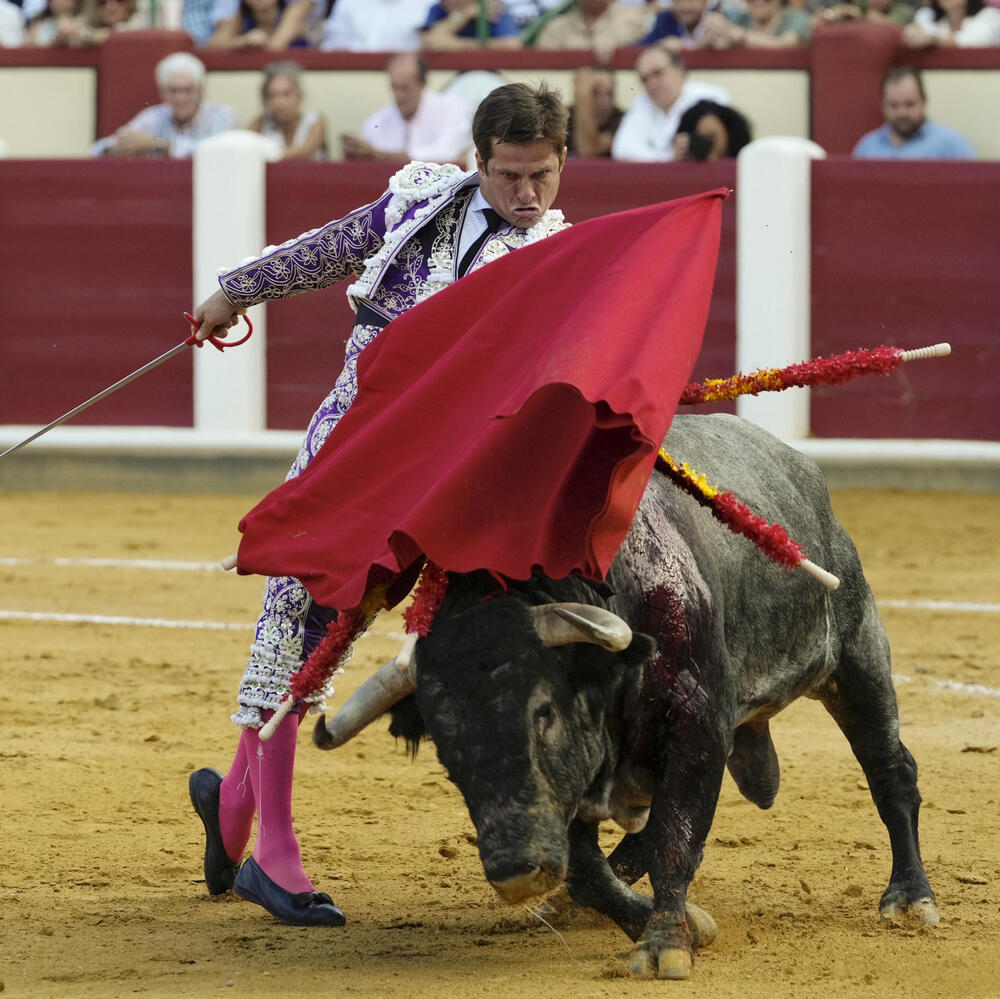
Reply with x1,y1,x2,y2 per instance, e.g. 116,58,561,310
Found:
0,556,225,572
0,609,248,631
5,557,999,611
2,558,997,696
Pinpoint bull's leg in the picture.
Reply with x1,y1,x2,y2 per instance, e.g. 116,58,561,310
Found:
627,720,729,980
606,829,647,886
566,819,652,940
567,821,718,948
818,620,938,926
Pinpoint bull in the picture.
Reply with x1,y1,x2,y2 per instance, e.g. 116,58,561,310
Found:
315,412,938,979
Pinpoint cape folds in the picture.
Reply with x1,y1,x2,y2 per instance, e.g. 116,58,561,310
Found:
237,189,727,610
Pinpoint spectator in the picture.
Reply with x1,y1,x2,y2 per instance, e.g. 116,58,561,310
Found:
251,61,328,159
717,0,811,46
421,0,522,49
0,0,25,44
813,0,916,29
672,99,752,159
91,52,237,158
25,0,84,44
340,51,472,165
568,65,624,156
79,0,145,42
182,0,215,43
852,65,976,158
611,45,731,161
205,0,312,47
642,0,738,49
903,0,1000,46
506,0,566,30
321,0,433,50
533,0,649,62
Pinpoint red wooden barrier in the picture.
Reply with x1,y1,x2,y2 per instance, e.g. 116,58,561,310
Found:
0,160,193,427
1,158,995,440
811,158,1000,441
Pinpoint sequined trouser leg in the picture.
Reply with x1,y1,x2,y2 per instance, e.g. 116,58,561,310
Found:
231,322,383,729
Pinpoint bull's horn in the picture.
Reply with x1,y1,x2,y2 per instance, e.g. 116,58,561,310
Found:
530,602,632,652
313,656,417,750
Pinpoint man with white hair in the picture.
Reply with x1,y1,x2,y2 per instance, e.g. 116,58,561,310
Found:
91,53,237,158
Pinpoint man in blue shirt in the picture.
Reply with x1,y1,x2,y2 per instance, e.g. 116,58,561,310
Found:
421,0,522,48
853,66,976,159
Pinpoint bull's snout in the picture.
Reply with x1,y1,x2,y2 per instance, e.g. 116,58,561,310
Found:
486,860,565,904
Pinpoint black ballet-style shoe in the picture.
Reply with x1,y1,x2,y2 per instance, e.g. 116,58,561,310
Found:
188,767,240,896
234,856,347,927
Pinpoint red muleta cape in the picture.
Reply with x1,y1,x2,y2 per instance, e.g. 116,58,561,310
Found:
237,188,727,610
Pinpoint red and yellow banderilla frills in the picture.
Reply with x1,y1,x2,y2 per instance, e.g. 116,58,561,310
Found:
680,343,951,406
655,449,840,590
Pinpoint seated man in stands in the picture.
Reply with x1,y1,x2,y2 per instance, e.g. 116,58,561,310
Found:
321,0,433,50
533,0,648,62
642,0,737,49
420,0,522,49
612,44,731,162
852,66,976,159
340,52,473,165
91,52,236,158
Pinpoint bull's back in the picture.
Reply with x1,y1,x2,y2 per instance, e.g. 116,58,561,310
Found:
616,414,878,715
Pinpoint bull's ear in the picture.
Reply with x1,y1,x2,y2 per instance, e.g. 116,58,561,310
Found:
388,695,426,760
619,632,657,670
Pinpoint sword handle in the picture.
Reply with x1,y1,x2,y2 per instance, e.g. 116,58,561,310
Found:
183,312,253,351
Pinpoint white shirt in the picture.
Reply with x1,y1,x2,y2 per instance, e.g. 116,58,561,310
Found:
320,0,434,50
456,187,515,267
360,89,473,165
611,81,732,162
0,0,25,46
913,4,1000,45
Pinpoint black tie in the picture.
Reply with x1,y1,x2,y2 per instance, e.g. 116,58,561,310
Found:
458,208,505,278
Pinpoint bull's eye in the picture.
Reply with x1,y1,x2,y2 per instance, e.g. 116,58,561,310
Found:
534,702,555,738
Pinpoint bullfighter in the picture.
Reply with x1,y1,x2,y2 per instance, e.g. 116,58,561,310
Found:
187,82,570,926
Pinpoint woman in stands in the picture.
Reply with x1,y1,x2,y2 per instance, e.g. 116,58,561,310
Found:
206,0,312,48
671,99,752,160
80,0,143,43
903,0,1000,46
25,0,86,45
250,61,328,160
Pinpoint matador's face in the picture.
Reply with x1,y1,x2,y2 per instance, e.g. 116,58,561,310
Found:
476,139,566,230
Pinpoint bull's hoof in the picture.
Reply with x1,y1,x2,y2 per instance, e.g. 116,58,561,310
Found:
627,943,693,980
685,902,718,948
880,895,940,927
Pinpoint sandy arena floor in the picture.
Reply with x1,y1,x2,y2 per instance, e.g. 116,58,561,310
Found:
1,487,998,998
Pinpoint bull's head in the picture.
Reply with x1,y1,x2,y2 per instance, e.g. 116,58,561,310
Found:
315,583,654,906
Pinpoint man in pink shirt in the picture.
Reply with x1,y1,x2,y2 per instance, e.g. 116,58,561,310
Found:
341,52,473,165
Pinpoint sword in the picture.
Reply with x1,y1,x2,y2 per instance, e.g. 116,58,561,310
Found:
0,313,252,462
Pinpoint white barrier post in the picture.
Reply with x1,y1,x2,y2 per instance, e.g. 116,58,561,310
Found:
192,131,281,433
736,136,826,440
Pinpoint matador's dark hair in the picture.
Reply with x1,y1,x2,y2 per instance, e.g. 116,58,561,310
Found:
473,82,569,165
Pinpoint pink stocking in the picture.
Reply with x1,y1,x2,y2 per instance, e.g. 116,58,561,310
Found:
218,730,256,865
245,709,315,894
